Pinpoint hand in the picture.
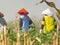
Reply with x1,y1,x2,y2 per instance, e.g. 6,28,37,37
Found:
40,29,42,33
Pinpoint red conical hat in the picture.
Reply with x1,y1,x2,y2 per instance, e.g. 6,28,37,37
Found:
18,8,29,15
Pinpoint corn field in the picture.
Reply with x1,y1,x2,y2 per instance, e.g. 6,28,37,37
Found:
0,17,60,45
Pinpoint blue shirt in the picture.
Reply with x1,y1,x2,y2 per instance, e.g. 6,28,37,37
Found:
20,15,29,32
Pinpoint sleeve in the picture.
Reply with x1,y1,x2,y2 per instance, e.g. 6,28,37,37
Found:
54,18,57,28
41,17,45,29
19,15,24,27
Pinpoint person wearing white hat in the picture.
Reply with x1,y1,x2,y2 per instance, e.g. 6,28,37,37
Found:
40,8,57,33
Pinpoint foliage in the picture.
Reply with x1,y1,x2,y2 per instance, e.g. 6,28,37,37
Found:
6,20,57,45
38,30,56,43
7,32,17,42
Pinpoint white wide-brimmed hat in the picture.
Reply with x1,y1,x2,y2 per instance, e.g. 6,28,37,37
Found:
42,8,54,16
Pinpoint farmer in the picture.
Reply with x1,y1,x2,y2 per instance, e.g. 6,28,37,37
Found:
17,8,33,45
0,12,7,33
0,12,7,41
17,8,33,32
40,8,57,33
0,12,7,26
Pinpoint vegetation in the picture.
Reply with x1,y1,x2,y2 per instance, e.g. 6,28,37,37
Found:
6,19,59,45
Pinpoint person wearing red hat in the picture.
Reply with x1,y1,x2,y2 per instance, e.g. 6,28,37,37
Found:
17,8,33,45
0,12,4,17
18,8,33,32
0,12,7,33
0,12,6,26
0,12,7,41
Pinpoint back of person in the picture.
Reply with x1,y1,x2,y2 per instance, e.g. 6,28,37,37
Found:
20,15,29,32
43,15,55,33
18,8,33,32
40,8,57,33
